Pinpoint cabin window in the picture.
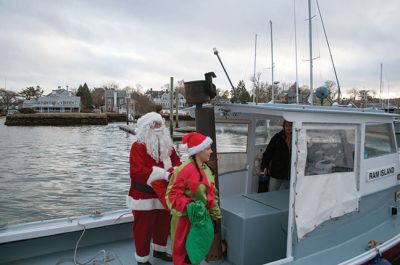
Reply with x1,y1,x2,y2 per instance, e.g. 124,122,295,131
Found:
393,121,400,149
216,123,247,174
364,123,396,159
216,123,248,153
254,118,284,145
305,128,355,176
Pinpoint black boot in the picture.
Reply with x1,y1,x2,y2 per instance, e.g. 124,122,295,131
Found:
153,250,173,262
137,262,152,265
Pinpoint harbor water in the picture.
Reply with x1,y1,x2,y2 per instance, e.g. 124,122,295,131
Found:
0,118,248,225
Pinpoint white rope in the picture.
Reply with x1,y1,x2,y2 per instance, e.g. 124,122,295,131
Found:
56,216,127,265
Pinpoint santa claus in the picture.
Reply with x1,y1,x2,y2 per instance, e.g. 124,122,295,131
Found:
127,112,181,265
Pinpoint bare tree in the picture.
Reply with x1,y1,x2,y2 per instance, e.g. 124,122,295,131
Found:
211,88,231,104
135,84,143,91
324,80,337,101
91,88,105,109
347,88,360,100
175,79,185,97
250,72,274,103
255,81,269,103
300,85,311,104
131,89,157,115
162,83,170,91
0,89,18,112
102,82,119,90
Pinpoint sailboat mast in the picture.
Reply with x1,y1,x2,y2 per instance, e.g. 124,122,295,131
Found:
270,20,274,103
387,82,390,110
315,0,341,102
308,0,314,105
380,63,383,108
253,34,258,103
293,0,299,104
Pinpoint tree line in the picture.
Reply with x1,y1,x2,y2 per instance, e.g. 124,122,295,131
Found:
1,78,397,115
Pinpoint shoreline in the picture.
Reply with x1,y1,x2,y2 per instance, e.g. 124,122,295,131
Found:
4,113,125,126
3,112,194,126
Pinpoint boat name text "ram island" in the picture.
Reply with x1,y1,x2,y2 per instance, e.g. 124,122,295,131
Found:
367,165,396,182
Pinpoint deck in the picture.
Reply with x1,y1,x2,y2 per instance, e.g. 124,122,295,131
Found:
3,238,232,265
0,210,231,265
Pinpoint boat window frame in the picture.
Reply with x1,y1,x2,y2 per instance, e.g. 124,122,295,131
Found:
393,120,400,151
303,125,357,176
364,122,396,159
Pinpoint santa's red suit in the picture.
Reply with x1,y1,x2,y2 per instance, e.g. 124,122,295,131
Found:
127,113,181,264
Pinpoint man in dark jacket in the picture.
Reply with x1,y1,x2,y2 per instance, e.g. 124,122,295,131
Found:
261,120,292,191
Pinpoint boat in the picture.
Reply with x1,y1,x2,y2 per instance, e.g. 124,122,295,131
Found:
1,4,398,262
190,68,400,265
1,84,400,265
211,102,400,265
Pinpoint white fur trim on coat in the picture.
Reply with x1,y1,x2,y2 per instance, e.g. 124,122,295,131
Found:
162,157,172,169
126,195,164,210
147,166,168,187
152,242,167,252
135,252,149,262
187,136,213,156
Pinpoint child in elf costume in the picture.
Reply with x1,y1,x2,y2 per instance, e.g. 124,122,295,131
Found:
165,132,222,265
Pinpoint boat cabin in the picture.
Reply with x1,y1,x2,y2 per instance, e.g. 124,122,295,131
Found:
210,103,400,265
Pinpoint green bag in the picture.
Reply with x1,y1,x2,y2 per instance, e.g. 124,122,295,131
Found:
185,201,214,264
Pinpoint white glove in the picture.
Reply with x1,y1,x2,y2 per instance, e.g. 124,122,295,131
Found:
147,166,169,186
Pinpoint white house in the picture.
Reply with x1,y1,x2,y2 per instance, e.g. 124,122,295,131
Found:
148,90,187,109
23,89,80,113
104,90,130,113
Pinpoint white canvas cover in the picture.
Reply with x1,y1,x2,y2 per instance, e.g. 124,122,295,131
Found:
294,126,360,240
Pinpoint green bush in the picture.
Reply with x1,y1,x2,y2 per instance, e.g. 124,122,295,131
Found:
18,108,36,114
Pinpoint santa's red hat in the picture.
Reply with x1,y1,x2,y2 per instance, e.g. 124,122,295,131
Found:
182,132,213,156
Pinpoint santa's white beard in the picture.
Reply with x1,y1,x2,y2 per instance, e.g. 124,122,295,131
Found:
136,126,173,162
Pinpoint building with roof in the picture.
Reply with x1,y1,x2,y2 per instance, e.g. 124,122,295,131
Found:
22,88,80,113
147,89,187,109
104,90,129,113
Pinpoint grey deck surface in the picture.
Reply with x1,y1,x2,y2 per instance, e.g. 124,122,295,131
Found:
2,237,231,265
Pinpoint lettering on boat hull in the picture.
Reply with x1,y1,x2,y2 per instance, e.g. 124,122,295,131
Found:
367,165,396,182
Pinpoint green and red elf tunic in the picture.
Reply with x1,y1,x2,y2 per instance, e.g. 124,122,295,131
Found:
166,159,222,265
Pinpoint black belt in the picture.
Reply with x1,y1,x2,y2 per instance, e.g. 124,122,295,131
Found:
134,182,156,195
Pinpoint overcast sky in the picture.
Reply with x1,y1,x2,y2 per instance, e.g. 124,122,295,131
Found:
1,0,399,98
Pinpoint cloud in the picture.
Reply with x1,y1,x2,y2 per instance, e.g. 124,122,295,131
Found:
0,0,399,97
